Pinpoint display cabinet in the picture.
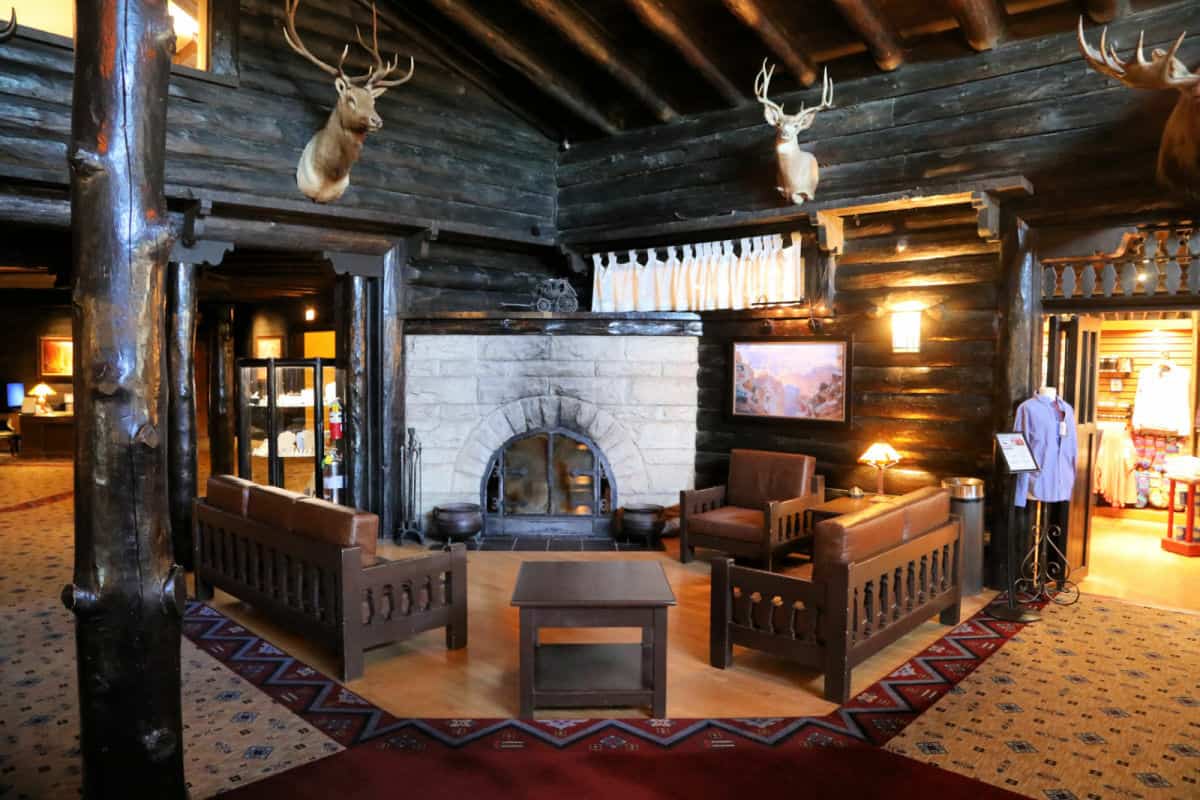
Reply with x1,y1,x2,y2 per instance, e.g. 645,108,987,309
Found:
236,358,346,500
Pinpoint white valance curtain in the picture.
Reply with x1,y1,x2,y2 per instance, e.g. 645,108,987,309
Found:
591,233,804,312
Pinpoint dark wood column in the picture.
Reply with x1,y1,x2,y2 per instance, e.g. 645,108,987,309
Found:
166,262,198,569
378,243,408,540
207,303,238,476
64,1,186,796
989,212,1040,588
339,273,372,511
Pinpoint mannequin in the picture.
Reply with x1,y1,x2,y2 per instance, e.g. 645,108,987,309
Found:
1013,387,1077,507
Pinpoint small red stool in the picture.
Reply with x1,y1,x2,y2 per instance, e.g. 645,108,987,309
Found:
1165,473,1200,557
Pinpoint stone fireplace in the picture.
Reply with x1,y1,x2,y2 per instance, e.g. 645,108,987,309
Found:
404,334,699,536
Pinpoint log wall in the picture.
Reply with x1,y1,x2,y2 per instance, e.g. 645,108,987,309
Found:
696,206,1002,494
0,0,557,246
557,1,1199,240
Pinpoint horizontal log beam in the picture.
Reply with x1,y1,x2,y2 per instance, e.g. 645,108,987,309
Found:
722,0,818,86
423,0,621,134
518,0,678,123
944,0,1006,51
622,0,745,106
832,0,904,71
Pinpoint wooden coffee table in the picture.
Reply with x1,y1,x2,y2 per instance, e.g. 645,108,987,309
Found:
510,561,677,718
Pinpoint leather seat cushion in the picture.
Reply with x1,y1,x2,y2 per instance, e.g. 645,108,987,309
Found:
726,449,815,509
689,506,765,542
899,486,951,539
295,497,379,566
246,484,302,530
206,474,254,516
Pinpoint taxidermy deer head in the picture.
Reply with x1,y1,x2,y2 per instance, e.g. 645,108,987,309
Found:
1,8,16,42
1078,18,1200,199
283,0,414,203
755,59,834,205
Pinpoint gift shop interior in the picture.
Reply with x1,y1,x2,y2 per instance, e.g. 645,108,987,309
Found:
1044,312,1200,610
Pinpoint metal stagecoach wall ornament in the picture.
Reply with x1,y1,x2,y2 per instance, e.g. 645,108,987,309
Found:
534,278,579,312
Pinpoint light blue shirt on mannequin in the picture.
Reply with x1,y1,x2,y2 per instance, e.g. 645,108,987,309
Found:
1012,393,1077,507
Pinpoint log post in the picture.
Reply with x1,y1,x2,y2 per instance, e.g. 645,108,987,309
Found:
207,303,238,476
166,261,197,570
64,0,186,796
338,273,372,511
379,243,408,540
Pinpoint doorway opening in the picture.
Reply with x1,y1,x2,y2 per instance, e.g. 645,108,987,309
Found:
1040,311,1200,611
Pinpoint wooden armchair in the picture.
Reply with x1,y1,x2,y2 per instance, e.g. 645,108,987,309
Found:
680,449,825,571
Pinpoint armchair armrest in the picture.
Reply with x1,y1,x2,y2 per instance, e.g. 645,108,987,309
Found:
681,485,726,518
767,494,822,544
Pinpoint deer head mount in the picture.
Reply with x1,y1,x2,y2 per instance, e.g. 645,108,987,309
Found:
283,0,414,203
1,8,16,42
755,59,834,206
1078,18,1200,199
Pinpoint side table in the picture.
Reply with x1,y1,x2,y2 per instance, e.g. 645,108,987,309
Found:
1165,474,1200,557
510,561,677,718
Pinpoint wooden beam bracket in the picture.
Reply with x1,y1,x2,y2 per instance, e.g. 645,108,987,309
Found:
971,190,1002,243
326,250,389,278
180,198,212,247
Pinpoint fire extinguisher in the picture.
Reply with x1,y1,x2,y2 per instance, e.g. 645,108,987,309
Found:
324,400,344,504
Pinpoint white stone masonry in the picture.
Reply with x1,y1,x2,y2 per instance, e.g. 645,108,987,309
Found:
404,335,699,516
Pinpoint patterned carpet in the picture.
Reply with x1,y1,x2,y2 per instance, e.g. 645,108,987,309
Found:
887,598,1200,799
0,464,342,799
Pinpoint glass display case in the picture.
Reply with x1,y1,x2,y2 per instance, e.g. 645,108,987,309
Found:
236,358,346,501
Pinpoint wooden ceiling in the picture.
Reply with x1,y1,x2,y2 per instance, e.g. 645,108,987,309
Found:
384,0,1152,141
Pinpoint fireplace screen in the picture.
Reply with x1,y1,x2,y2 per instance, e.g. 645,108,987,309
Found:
483,429,615,535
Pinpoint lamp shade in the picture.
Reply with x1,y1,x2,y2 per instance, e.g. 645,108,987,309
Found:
29,382,56,398
859,442,900,467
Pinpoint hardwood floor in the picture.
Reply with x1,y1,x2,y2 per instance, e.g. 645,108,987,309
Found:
1080,514,1200,613
206,539,992,720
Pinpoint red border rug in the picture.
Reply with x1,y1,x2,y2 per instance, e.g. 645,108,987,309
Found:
183,600,1031,752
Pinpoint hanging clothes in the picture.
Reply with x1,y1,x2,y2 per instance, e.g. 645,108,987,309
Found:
1132,359,1191,435
1013,393,1079,507
1094,422,1138,507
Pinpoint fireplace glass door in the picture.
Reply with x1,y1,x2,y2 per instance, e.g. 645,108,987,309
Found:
484,429,614,535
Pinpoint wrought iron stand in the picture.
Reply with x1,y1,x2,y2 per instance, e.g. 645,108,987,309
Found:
397,427,425,544
1014,501,1080,606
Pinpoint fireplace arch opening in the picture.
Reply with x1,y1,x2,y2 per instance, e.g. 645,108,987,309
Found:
481,428,616,536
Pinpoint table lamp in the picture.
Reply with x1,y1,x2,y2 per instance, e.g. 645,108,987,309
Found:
30,383,56,415
859,442,900,498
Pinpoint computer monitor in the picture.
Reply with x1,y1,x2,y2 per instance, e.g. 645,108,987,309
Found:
6,383,24,410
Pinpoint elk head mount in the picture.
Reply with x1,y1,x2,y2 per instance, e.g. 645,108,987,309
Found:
755,59,834,206
1,8,16,42
283,0,414,203
1078,18,1200,199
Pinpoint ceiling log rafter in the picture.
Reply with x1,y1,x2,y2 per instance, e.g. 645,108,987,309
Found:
422,0,622,135
517,0,678,123
1082,0,1128,24
943,0,1007,52
621,0,746,106
721,0,818,86
832,0,905,71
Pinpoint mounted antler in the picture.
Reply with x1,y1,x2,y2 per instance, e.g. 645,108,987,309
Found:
754,59,834,205
0,8,16,42
1078,17,1200,197
282,0,415,203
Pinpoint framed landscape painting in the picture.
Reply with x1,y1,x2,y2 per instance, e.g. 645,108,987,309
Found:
39,336,73,378
729,338,851,424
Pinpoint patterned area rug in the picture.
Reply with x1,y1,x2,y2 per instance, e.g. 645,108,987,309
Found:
0,465,342,799
887,598,1200,799
185,594,1024,751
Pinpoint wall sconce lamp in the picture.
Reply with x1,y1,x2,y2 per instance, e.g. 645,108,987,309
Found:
304,307,317,322
859,442,901,498
891,301,923,353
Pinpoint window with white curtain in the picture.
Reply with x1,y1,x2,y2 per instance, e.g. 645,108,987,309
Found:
590,233,804,312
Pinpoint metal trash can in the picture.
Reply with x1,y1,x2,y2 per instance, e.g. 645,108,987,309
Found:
942,477,985,596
